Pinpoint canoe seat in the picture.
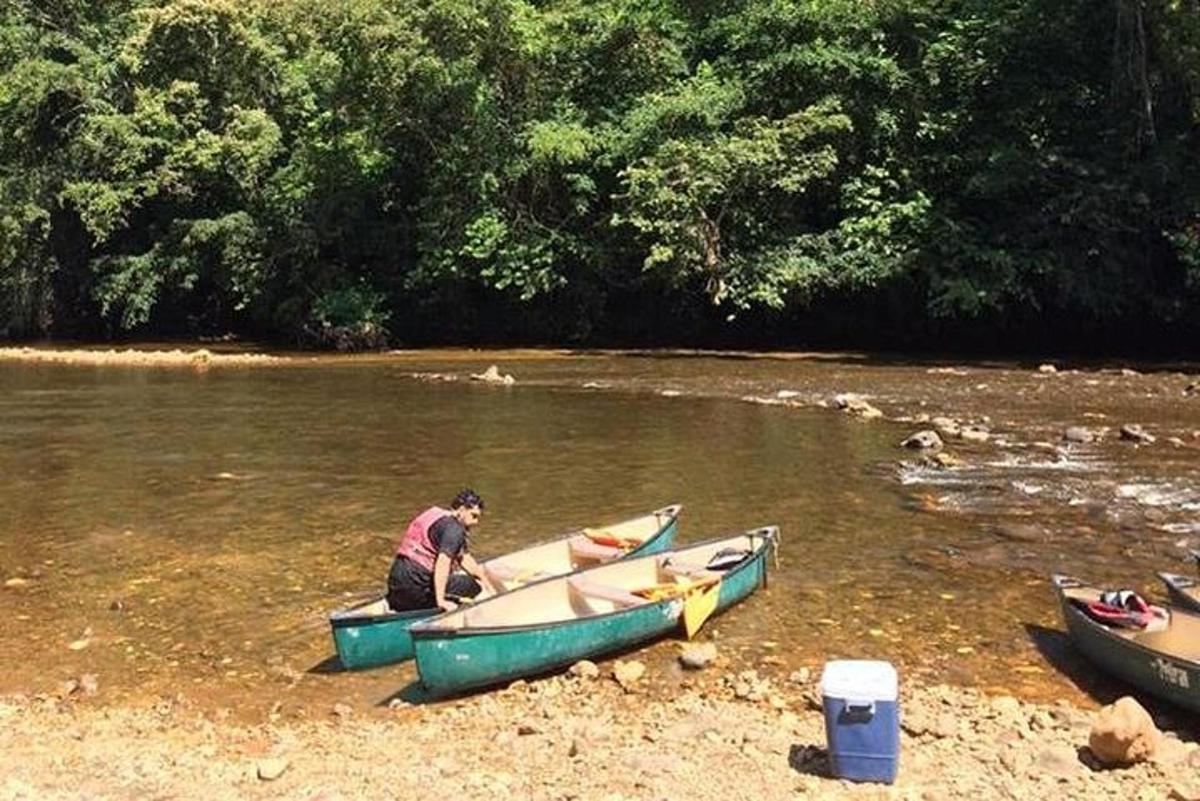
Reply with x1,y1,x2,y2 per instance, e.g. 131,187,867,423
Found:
657,557,722,582
485,561,551,587
568,535,624,562
567,578,645,609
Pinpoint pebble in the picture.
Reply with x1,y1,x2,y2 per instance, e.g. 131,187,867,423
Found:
612,660,645,690
679,643,718,670
256,757,290,781
569,660,599,679
788,668,811,685
1033,744,1081,780
5,577,29,588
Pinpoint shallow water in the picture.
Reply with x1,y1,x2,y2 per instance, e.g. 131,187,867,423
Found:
1,351,1198,716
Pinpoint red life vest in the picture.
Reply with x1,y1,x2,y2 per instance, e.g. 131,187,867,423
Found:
396,506,460,572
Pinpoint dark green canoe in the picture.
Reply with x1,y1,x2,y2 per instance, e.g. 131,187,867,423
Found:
328,504,682,670
1054,573,1200,712
411,527,777,696
1157,570,1200,613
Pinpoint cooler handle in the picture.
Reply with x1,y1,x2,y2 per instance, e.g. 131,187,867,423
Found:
842,698,876,716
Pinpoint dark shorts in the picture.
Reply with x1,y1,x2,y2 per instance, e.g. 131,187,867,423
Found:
386,557,482,612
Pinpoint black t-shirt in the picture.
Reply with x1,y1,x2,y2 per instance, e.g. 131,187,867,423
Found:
388,515,469,599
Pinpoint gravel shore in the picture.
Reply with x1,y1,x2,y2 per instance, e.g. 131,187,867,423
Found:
2,665,1196,801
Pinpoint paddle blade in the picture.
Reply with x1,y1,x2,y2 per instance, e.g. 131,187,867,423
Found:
683,581,720,639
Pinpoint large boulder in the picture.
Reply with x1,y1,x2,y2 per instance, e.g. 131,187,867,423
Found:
1088,696,1160,766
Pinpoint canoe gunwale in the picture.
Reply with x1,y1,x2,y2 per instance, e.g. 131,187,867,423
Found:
329,601,434,629
1157,571,1200,614
1158,571,1198,591
410,526,774,641
327,503,682,629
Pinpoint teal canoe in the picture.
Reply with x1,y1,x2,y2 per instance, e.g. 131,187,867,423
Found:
411,527,778,696
328,504,682,670
1054,574,1200,712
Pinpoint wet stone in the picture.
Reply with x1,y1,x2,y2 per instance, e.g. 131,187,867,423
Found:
1119,424,1156,444
902,430,943,450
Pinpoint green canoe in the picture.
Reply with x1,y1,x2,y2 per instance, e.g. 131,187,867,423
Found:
1157,551,1200,613
1156,570,1200,613
1054,573,1200,712
411,526,778,696
328,504,682,670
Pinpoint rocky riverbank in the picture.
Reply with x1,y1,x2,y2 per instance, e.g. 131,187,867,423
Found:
2,662,1196,801
0,346,283,368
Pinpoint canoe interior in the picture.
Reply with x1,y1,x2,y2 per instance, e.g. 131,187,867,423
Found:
1060,583,1200,664
331,504,680,622
420,531,769,632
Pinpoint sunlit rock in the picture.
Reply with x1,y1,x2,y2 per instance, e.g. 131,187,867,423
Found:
1089,696,1159,766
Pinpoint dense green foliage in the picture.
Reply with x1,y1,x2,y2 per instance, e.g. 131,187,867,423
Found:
2,0,1197,350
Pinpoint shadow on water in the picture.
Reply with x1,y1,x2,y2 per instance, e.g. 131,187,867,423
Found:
1024,623,1200,735
577,347,1200,373
1023,623,1126,705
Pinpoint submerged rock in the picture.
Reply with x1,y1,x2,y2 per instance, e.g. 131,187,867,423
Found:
931,416,961,437
1089,696,1159,766
1063,426,1097,443
959,425,990,443
833,393,883,419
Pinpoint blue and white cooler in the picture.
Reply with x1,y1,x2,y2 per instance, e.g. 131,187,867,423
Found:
819,659,900,784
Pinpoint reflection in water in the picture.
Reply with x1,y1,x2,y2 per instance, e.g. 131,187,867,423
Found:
0,353,1198,715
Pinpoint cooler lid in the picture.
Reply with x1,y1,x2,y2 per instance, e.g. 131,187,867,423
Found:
819,660,898,701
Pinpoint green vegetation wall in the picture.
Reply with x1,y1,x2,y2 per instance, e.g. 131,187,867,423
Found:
2,0,1198,351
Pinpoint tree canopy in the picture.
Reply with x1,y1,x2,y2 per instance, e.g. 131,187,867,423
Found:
2,0,1197,350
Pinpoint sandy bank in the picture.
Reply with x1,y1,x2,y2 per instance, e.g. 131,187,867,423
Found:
0,346,284,368
1,668,1195,801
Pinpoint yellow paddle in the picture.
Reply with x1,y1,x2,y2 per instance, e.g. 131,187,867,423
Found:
682,580,721,639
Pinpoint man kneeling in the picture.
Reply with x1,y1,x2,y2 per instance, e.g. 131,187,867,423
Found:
387,489,493,612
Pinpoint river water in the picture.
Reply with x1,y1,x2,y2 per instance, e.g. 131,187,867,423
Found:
1,350,1198,717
